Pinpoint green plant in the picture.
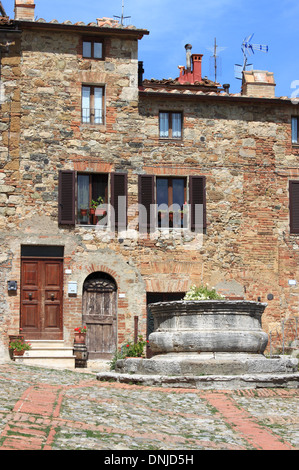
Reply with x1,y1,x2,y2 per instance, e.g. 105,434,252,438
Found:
123,335,148,358
90,196,104,210
9,339,31,351
110,335,149,370
110,349,124,371
184,284,224,301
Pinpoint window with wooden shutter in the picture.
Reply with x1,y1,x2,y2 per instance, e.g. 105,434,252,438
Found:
58,170,75,225
289,180,299,233
138,175,155,232
189,176,206,232
111,173,127,231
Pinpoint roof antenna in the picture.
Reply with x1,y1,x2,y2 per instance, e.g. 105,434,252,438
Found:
235,34,268,80
114,0,131,26
206,38,226,83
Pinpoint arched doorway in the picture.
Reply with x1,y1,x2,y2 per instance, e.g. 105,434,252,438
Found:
82,272,117,359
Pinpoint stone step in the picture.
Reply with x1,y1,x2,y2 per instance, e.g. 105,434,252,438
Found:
13,340,76,368
14,355,76,369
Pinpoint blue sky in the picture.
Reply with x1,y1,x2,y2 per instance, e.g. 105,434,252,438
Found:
4,0,299,97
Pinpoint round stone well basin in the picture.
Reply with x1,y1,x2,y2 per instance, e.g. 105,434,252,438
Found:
148,300,268,355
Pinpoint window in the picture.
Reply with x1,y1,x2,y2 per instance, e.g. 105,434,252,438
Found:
82,39,103,59
58,170,128,230
159,112,182,139
77,173,108,225
157,177,186,228
292,117,299,144
289,180,299,233
82,86,104,124
138,174,206,232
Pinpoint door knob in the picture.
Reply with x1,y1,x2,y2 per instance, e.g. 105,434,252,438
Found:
28,293,32,300
51,294,55,301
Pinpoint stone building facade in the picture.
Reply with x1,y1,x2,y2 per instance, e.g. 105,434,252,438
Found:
0,1,299,364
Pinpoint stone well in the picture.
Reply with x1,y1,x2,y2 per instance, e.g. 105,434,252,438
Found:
148,300,268,355
114,300,298,378
97,300,299,389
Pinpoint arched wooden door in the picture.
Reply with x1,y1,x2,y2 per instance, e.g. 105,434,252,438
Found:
82,273,117,359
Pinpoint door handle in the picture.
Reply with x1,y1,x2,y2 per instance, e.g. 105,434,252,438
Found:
28,293,32,300
51,294,55,301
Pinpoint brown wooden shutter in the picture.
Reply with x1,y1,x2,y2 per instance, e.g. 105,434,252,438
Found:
289,180,299,233
138,174,155,232
58,170,75,225
111,173,127,230
189,176,206,232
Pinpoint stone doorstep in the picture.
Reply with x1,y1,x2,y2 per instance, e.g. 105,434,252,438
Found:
14,340,76,368
14,355,76,369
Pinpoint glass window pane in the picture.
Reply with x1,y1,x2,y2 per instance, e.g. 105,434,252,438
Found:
82,86,90,123
157,178,168,206
83,41,92,58
172,179,185,209
292,117,298,143
77,174,90,223
94,42,103,59
94,87,103,124
172,113,182,138
159,112,169,138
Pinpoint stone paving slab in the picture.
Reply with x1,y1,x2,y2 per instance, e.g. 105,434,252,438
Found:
0,362,298,452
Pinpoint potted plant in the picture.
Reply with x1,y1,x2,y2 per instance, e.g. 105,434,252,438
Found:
9,330,25,359
80,208,88,217
89,196,104,215
9,339,31,358
74,326,87,344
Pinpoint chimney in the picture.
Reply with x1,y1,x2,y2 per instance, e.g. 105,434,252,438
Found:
178,44,203,85
14,0,35,21
191,54,202,83
241,70,276,98
138,61,144,87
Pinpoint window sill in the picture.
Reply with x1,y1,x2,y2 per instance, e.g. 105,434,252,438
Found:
80,123,106,130
76,224,108,229
159,138,183,142
82,57,105,61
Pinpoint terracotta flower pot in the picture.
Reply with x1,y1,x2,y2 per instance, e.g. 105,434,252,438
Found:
74,333,86,344
14,350,25,356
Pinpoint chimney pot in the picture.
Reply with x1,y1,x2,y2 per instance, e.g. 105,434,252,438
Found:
185,44,192,70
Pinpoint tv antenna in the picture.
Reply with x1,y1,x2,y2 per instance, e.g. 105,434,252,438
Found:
114,0,131,26
235,33,268,80
206,38,226,83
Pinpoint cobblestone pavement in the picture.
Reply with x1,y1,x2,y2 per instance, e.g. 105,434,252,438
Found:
0,362,298,452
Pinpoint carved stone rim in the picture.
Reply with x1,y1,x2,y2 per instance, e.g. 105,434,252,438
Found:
148,300,267,317
148,300,267,307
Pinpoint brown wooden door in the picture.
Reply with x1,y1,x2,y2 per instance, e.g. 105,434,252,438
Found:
82,275,117,359
21,258,63,340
